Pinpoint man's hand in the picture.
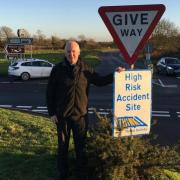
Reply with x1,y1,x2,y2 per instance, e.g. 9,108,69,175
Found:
50,115,58,124
116,67,125,73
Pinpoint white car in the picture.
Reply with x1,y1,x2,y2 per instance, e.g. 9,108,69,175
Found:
8,59,54,80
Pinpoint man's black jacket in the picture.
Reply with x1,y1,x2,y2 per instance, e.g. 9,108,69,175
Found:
46,58,113,120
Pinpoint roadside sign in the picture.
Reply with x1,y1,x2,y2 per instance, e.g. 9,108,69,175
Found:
7,38,21,44
99,4,165,65
20,38,33,45
113,70,152,137
5,44,25,54
7,37,33,45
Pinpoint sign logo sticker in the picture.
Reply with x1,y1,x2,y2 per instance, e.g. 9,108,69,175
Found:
115,116,147,129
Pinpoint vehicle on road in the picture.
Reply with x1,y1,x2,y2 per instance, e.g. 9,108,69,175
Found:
8,59,54,80
156,57,180,75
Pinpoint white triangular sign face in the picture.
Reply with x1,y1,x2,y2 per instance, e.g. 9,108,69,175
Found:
105,11,157,57
99,5,165,65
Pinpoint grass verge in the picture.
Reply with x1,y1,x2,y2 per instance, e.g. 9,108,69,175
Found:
0,108,60,179
0,108,179,179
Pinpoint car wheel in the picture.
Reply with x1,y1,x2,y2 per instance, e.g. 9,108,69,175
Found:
21,72,30,80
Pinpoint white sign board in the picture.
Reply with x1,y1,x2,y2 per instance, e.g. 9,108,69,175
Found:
106,11,157,57
113,70,152,137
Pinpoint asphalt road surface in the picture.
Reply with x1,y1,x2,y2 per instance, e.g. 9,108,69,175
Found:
0,52,180,148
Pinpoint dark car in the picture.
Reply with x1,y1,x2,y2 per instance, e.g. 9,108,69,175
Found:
156,57,180,75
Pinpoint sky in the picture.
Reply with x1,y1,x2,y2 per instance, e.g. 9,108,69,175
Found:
0,0,180,41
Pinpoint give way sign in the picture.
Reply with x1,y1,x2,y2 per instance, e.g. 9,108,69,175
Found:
99,4,165,65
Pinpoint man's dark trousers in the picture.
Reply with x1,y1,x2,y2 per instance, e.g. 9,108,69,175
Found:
56,115,88,180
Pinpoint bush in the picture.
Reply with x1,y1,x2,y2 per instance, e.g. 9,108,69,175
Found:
86,113,180,180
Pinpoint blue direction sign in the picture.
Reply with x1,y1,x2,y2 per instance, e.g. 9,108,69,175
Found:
7,38,21,44
20,38,33,45
7,38,33,45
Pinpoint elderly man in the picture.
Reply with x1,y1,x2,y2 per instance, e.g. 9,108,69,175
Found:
46,40,125,180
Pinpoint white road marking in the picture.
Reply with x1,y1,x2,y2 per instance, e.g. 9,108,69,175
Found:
0,105,12,107
0,104,179,118
0,81,45,84
37,106,47,109
88,107,96,111
152,114,170,117
158,79,177,88
88,111,94,114
97,112,109,115
32,109,48,112
16,105,32,108
152,79,163,87
176,112,180,117
152,110,169,113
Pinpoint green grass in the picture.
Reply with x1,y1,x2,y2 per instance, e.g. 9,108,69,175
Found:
0,59,10,76
0,108,75,180
0,108,179,179
163,169,180,180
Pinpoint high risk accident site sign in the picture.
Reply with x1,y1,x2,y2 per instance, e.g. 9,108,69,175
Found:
99,4,165,65
113,70,152,137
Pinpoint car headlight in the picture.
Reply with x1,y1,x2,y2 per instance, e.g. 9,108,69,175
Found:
167,66,173,70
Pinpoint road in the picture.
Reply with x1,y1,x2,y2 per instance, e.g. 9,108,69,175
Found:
0,52,180,147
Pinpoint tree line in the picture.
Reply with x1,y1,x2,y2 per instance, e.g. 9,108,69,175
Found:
0,19,180,55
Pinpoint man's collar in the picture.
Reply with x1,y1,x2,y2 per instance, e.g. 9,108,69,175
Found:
63,57,80,67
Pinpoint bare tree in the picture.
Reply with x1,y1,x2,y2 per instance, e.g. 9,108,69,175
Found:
153,18,179,37
51,35,64,49
0,26,16,40
151,18,180,52
78,34,86,41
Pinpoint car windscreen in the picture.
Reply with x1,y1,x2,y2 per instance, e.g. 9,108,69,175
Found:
11,62,18,66
166,58,180,65
21,62,32,66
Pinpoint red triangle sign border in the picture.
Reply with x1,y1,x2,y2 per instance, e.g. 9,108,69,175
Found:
99,4,166,65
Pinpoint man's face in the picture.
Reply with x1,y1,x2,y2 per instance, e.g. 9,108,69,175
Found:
65,42,80,65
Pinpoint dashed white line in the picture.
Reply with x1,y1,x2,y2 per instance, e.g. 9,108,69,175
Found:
88,107,96,111
158,79,177,88
152,114,170,117
37,106,47,109
0,104,179,118
152,110,169,113
32,109,48,112
88,111,94,114
97,112,109,115
16,105,32,108
0,105,12,108
176,112,180,117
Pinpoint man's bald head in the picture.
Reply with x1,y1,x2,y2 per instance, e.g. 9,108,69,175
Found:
65,41,80,65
